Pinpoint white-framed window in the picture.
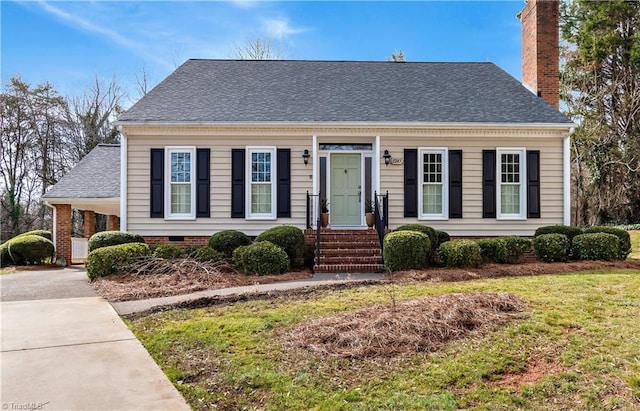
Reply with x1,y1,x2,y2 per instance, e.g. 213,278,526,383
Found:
246,147,276,220
165,146,196,220
497,148,526,220
418,148,448,220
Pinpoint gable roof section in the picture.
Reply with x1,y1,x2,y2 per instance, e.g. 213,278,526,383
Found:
42,144,120,199
118,59,572,125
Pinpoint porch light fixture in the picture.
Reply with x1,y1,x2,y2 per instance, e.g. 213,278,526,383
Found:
302,149,310,165
383,149,391,166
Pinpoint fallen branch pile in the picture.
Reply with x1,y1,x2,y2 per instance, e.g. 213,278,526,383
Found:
282,292,526,358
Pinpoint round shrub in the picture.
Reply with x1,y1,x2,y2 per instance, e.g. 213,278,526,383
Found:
439,239,482,268
181,245,201,258
153,244,183,259
1,242,14,267
534,233,570,262
88,231,145,252
15,230,52,241
194,246,224,262
394,224,437,252
534,225,583,242
434,230,451,249
233,241,289,276
85,242,151,280
232,245,250,273
572,233,619,261
208,230,252,257
383,231,430,272
583,226,631,260
501,236,533,263
7,235,54,265
255,226,305,267
476,238,507,264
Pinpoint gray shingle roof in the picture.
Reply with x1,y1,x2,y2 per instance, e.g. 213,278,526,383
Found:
118,59,572,124
42,144,120,199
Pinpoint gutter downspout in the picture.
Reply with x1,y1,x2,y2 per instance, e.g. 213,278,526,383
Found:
563,128,574,225
118,127,128,231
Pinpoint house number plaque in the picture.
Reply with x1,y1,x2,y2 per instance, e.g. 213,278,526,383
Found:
390,158,404,165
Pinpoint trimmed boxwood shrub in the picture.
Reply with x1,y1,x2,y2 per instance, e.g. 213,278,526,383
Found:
88,231,145,252
85,242,151,280
383,231,430,272
1,241,14,267
583,226,631,260
15,230,52,241
502,236,532,263
181,245,201,258
534,233,570,262
208,230,252,258
153,244,183,259
6,235,54,265
434,230,451,249
572,233,619,261
476,238,507,264
534,225,583,242
439,239,482,268
255,226,305,267
194,246,224,262
232,241,289,276
394,224,437,252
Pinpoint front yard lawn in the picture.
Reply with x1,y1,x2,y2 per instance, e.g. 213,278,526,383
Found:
128,269,640,410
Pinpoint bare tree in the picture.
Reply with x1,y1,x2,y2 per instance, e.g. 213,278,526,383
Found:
234,37,286,60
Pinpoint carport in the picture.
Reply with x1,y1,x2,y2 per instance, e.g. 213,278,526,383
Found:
42,144,120,264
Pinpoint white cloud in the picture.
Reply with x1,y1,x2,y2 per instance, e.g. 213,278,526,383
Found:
262,17,307,40
35,0,174,70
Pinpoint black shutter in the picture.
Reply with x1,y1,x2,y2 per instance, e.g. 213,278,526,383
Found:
482,150,496,218
448,150,463,218
231,149,245,218
277,148,291,218
404,149,418,218
527,150,541,218
196,148,210,218
150,148,164,218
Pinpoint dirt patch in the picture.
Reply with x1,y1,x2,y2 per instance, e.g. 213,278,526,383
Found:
493,358,563,389
280,292,527,358
92,269,313,302
390,260,640,283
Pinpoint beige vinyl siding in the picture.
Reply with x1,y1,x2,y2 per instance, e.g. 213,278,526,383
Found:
380,135,564,236
123,126,567,238
127,135,313,236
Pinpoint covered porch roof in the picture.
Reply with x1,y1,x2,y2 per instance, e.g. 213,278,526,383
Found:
42,144,120,215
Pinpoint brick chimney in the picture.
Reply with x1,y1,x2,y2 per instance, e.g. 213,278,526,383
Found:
520,0,560,108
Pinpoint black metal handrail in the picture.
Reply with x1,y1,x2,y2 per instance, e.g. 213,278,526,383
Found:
307,191,323,267
374,191,389,256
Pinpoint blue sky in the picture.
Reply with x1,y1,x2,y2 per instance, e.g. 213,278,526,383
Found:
2,1,526,105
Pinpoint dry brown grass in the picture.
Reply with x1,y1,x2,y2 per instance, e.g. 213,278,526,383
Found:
280,292,526,359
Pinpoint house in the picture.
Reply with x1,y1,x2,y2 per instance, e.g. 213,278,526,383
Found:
44,0,573,267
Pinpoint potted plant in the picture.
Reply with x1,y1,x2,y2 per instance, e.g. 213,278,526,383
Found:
320,199,329,228
365,199,375,228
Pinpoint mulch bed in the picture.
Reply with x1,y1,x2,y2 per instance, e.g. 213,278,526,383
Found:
280,292,527,358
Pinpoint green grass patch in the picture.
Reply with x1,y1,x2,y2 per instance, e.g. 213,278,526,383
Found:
629,230,640,260
128,270,640,410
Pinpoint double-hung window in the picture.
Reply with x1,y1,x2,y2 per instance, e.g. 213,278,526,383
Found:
165,146,196,219
497,148,526,219
418,148,448,220
246,147,276,219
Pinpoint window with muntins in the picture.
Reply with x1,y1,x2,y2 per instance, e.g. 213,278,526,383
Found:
247,147,276,219
165,147,195,219
419,148,448,219
497,148,526,219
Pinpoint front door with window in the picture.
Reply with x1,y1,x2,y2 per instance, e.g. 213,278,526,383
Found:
330,153,361,225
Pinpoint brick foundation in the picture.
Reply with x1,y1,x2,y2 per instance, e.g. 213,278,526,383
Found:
143,236,208,247
84,210,95,239
55,204,72,265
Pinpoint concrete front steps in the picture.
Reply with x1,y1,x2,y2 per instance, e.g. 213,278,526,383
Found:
306,229,385,273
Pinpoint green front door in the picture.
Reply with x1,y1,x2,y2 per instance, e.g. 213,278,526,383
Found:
330,153,361,225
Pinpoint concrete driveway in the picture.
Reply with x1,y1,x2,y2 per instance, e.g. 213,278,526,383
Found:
0,267,190,411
